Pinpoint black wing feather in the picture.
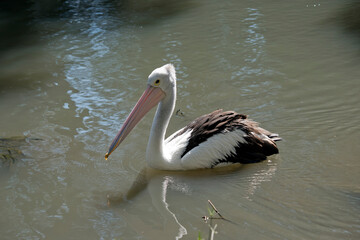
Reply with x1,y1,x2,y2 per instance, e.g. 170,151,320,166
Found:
169,109,281,166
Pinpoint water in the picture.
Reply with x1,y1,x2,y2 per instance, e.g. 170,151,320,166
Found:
1,0,359,239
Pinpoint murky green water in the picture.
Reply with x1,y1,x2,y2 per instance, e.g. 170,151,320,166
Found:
1,0,359,239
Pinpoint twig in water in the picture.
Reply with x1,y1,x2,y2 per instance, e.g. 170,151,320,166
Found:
175,109,185,117
208,200,225,220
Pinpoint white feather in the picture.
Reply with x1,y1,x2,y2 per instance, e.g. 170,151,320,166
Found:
181,129,247,169
164,128,192,168
164,129,247,169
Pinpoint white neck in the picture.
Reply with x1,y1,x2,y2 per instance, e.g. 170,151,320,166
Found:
146,84,177,169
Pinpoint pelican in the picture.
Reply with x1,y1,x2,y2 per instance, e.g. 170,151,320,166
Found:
105,64,281,170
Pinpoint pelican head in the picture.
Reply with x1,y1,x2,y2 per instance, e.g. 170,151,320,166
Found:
105,64,176,160
148,63,176,93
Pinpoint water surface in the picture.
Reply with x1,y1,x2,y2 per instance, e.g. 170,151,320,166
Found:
0,0,359,239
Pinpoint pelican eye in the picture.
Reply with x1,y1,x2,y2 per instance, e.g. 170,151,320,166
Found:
154,79,161,86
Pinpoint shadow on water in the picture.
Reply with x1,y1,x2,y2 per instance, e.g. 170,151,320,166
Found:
0,0,63,91
335,1,360,41
104,165,246,205
101,166,244,239
97,160,279,239
113,0,196,25
0,0,63,52
0,0,194,50
0,0,194,91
